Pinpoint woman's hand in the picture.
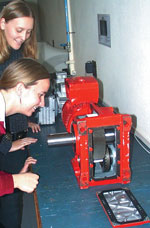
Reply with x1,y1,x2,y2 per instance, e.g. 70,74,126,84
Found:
9,137,37,152
28,121,41,133
12,172,39,193
20,156,37,173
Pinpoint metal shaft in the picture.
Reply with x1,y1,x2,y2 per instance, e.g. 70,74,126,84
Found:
47,132,76,146
105,129,115,143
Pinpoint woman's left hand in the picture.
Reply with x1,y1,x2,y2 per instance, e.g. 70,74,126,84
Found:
28,121,41,133
20,156,37,173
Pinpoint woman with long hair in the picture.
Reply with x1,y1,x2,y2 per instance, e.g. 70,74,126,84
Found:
0,1,46,226
0,57,50,227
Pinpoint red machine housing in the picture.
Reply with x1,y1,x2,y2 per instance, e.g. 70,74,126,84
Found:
61,76,132,189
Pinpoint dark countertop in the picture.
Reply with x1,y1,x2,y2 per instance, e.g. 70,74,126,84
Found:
29,116,150,228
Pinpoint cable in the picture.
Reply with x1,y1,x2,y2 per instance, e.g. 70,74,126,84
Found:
134,134,150,155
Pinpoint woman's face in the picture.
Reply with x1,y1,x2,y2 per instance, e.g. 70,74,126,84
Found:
20,78,50,116
0,16,34,50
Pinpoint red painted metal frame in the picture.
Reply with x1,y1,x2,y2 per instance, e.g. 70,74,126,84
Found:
62,76,132,189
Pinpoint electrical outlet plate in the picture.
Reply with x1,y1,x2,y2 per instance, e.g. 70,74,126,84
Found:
97,14,111,47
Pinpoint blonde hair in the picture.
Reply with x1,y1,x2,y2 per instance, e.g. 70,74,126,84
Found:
0,58,50,90
0,0,37,63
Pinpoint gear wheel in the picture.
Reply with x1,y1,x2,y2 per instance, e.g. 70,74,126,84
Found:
102,146,111,172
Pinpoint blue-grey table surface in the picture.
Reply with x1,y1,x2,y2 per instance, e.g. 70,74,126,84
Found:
29,116,150,228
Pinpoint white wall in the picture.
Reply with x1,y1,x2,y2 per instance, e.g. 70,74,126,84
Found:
69,0,150,145
36,0,150,145
37,0,66,47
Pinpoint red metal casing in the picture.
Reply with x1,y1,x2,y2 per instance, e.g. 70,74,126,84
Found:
62,76,132,189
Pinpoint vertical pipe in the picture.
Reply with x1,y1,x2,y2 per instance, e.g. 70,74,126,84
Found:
64,0,70,44
64,0,76,75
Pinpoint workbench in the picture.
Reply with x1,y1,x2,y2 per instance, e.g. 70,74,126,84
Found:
29,115,150,228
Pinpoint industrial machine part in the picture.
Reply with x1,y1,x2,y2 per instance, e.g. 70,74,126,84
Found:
55,71,67,115
96,188,150,227
47,76,132,189
37,71,67,125
38,95,56,125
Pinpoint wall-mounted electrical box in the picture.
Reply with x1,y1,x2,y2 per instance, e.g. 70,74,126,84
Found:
97,14,111,47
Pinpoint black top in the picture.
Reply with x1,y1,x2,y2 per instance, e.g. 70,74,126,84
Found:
0,1,10,12
0,48,22,76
